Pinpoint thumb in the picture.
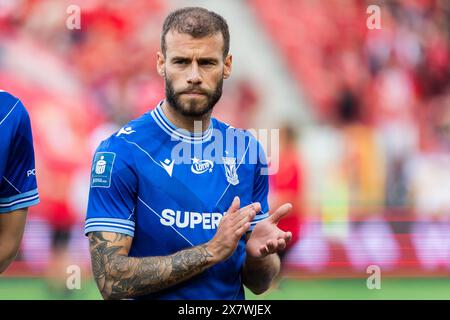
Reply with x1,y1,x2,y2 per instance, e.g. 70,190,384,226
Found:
269,203,292,224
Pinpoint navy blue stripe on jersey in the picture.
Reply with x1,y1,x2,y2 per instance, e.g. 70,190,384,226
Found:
0,188,38,204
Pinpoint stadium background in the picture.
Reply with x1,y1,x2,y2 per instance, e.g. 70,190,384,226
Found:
0,0,449,299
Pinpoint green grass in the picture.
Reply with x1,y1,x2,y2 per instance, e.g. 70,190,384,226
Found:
1,277,449,300
247,277,450,300
0,277,102,300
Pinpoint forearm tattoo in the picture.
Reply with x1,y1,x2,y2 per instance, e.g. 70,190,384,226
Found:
88,231,213,299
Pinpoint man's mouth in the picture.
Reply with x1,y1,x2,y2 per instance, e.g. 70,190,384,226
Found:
182,92,206,97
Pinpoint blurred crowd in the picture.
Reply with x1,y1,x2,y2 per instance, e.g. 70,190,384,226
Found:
252,0,449,271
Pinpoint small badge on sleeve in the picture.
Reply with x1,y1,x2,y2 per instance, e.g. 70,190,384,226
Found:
91,152,116,188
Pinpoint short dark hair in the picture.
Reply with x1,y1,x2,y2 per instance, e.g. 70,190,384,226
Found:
161,7,230,58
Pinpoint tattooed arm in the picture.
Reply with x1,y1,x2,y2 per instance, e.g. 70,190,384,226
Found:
88,231,216,299
88,198,258,300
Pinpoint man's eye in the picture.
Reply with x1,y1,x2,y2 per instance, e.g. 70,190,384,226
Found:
200,61,214,66
174,60,187,64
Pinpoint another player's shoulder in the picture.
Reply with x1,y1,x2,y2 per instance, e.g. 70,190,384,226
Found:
0,90,28,124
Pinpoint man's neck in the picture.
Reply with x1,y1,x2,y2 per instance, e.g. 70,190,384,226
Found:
161,100,212,133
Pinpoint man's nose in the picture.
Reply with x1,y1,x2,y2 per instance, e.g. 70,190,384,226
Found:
187,63,202,85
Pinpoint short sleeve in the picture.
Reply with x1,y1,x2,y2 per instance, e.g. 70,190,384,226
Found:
85,139,137,237
0,99,39,213
249,139,270,231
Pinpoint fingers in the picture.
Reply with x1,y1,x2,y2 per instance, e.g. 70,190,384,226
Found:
259,244,269,256
277,238,286,251
238,202,261,216
258,235,290,256
226,197,260,217
234,209,256,230
233,203,259,237
224,198,260,239
224,199,265,244
227,196,240,215
234,221,251,237
276,231,291,248
237,202,260,220
229,201,261,223
284,231,292,243
269,203,292,224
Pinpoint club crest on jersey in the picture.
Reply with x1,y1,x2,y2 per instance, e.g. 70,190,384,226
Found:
191,157,214,174
222,156,239,185
91,152,116,187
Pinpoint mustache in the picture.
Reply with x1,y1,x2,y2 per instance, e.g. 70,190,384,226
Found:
178,87,209,95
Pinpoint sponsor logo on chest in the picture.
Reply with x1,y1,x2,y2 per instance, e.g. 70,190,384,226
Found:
191,157,214,174
160,209,225,229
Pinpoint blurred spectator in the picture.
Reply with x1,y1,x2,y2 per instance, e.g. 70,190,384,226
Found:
269,124,304,263
334,85,386,220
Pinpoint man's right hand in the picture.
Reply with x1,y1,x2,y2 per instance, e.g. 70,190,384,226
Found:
207,197,259,263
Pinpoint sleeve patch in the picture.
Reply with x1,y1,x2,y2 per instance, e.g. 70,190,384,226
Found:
91,152,116,188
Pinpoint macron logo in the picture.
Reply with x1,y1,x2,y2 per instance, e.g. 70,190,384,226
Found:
160,159,174,177
116,126,136,137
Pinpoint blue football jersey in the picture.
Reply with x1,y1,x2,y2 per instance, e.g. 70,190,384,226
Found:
85,101,270,300
0,91,39,213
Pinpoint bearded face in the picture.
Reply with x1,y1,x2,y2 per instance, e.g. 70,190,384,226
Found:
164,73,223,118
157,30,232,119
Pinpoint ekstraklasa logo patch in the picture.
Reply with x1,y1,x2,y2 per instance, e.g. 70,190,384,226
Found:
91,152,116,188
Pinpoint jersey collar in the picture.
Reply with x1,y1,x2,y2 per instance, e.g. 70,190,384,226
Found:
151,100,213,144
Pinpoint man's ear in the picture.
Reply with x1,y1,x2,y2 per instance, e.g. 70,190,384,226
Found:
223,54,232,79
157,51,165,77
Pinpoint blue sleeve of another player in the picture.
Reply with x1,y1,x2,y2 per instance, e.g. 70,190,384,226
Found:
0,100,39,213
250,139,270,231
85,139,137,237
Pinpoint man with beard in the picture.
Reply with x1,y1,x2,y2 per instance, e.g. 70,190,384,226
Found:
85,7,293,300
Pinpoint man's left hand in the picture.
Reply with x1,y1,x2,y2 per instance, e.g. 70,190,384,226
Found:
246,203,293,259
